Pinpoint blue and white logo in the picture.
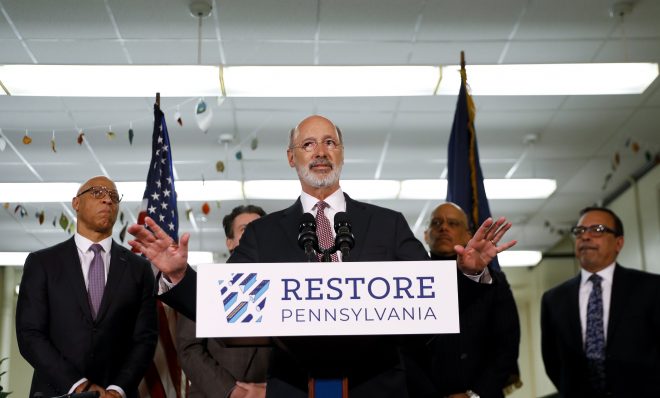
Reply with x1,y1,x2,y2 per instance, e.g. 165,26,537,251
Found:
218,273,270,323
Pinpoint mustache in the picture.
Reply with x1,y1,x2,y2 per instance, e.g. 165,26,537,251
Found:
309,158,333,169
578,244,598,251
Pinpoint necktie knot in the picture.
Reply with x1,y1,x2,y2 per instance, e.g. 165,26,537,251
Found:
589,273,602,286
316,201,329,212
90,243,103,255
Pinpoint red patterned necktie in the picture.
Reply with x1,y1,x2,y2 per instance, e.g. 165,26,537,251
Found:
315,201,338,262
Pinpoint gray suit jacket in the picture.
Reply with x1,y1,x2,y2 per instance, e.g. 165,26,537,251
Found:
176,313,270,397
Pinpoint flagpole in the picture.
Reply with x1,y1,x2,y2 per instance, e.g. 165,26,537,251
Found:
460,50,465,71
156,92,160,110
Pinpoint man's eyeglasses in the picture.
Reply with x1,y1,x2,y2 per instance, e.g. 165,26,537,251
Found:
76,186,123,204
289,138,342,153
570,224,617,238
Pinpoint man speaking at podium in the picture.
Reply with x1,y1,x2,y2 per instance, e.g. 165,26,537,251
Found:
128,115,514,398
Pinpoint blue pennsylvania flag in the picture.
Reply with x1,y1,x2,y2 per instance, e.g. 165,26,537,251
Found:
446,64,500,270
138,104,179,242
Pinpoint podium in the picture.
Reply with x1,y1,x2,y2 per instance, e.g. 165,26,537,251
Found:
196,261,460,398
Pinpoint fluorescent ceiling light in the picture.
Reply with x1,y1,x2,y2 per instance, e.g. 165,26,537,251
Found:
0,179,556,203
188,251,214,265
340,180,401,200
0,252,29,266
498,250,543,267
484,179,556,199
1,63,656,97
399,179,556,199
243,180,301,200
0,65,219,97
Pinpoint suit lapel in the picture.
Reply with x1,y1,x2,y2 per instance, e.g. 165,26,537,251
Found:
565,275,583,350
607,264,629,343
95,241,128,322
344,194,369,262
280,199,310,262
60,237,95,322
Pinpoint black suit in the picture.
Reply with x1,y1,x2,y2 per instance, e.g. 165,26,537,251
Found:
160,194,430,398
541,264,660,397
16,237,158,398
406,255,520,398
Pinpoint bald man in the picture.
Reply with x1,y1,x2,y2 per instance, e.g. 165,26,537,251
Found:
17,176,157,398
419,202,520,398
129,116,514,398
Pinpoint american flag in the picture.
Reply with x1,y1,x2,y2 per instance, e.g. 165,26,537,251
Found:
138,103,186,398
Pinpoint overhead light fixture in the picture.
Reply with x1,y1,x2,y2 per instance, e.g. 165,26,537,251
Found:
498,250,543,267
0,252,30,266
399,178,556,199
0,179,556,203
1,63,656,97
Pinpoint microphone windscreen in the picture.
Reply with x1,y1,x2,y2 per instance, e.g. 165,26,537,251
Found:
299,212,316,231
334,211,350,231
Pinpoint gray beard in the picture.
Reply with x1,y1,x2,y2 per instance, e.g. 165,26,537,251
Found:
296,161,342,188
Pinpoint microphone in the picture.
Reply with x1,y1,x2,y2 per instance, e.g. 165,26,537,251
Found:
298,213,319,261
334,212,355,260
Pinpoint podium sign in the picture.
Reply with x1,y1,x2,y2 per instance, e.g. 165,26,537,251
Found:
196,260,459,337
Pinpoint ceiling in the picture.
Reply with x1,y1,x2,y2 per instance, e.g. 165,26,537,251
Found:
1,0,659,260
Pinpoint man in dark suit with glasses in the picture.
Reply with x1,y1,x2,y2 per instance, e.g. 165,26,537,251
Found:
541,206,660,397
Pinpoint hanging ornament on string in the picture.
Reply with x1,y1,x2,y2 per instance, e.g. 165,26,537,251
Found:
23,129,32,145
175,106,183,126
250,137,259,150
77,129,85,145
215,160,225,173
36,210,45,225
0,129,6,152
186,208,194,221
128,122,135,145
235,150,243,160
195,97,213,133
59,213,69,230
50,130,57,153
106,125,116,140
52,216,57,227
15,204,28,218
119,223,128,242
201,202,211,215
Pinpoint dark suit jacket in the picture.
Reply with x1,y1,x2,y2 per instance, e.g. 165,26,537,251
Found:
176,315,270,398
16,237,158,398
405,255,520,398
161,194,430,398
541,264,660,397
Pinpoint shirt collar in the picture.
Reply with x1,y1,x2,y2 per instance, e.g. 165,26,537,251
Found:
75,233,113,254
580,261,616,286
300,188,346,213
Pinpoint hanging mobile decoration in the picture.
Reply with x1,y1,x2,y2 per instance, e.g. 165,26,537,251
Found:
175,107,183,126
0,129,6,152
235,150,243,160
59,213,69,230
23,129,32,145
186,208,194,221
77,129,85,145
195,97,213,133
119,211,125,224
215,160,225,172
201,202,211,215
36,210,45,225
251,137,259,150
119,223,128,242
107,125,116,140
52,216,57,227
128,122,135,145
50,130,57,153
14,204,28,218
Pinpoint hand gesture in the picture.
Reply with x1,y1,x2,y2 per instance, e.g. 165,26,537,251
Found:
455,216,517,275
127,216,190,283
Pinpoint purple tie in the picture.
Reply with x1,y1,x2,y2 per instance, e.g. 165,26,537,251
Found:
315,201,338,262
88,244,106,319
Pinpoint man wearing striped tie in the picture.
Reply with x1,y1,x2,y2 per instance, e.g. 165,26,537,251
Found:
16,176,158,398
541,206,660,397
